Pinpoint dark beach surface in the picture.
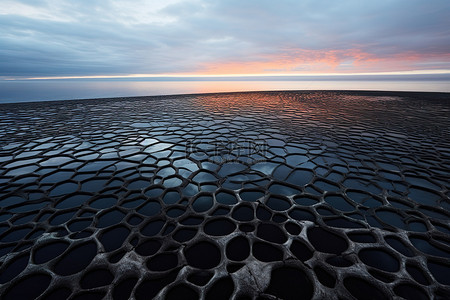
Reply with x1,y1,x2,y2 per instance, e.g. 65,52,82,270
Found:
0,90,449,299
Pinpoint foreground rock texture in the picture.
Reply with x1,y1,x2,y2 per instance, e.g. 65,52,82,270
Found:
0,91,449,299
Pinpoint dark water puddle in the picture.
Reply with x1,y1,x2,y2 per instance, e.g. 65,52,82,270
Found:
185,241,220,269
34,241,69,264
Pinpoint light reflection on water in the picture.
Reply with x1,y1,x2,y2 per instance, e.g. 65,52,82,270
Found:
0,80,449,103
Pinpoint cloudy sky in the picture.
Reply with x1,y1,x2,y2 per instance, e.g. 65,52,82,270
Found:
1,0,450,79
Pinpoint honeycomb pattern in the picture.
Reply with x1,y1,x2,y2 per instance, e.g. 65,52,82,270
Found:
0,91,449,299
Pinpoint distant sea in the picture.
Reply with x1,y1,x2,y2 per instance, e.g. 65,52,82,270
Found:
1,79,450,103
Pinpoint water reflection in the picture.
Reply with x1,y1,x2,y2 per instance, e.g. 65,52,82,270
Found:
1,80,449,103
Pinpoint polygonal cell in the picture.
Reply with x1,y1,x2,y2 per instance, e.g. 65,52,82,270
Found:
167,207,185,218
53,242,97,276
109,251,126,263
181,216,203,225
218,162,247,177
265,266,313,300
163,223,176,236
285,222,301,235
34,241,69,264
405,263,429,285
145,187,164,198
240,189,265,202
314,265,335,288
289,208,316,222
376,209,406,229
393,283,428,300
187,271,213,286
408,186,441,206
343,277,388,300
100,225,130,252
346,190,378,205
326,256,353,267
162,191,181,205
136,239,161,256
205,277,234,300
314,179,340,192
269,183,301,196
41,171,74,183
128,215,143,225
56,194,91,209
256,206,271,221
325,195,354,212
215,191,237,205
80,269,114,289
49,182,78,197
256,223,287,244
204,218,236,236
135,270,179,300
0,226,32,242
227,263,244,273
307,227,348,254
141,220,165,237
96,209,126,228
137,201,161,216
418,206,448,220
348,232,376,243
409,236,450,258
185,241,221,269
172,228,196,242
324,217,364,229
212,207,229,216
49,210,76,225
358,248,400,272
89,196,117,209
147,253,178,271
0,253,29,283
286,169,313,186
71,230,93,239
369,269,394,283
71,291,106,300
12,213,35,225
253,242,283,262
407,220,427,232
166,284,198,300
273,164,293,180
68,219,92,232
120,197,145,209
290,239,313,261
193,171,217,183
81,178,109,192
192,195,213,212
113,277,138,300
239,224,255,232
384,236,414,257
226,236,250,261
42,288,72,300
266,196,291,211
3,273,52,300
232,205,254,221
293,195,318,206
427,260,450,285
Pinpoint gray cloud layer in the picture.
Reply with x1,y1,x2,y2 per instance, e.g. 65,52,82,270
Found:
1,0,449,77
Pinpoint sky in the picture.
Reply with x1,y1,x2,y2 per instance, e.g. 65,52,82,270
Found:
1,0,450,79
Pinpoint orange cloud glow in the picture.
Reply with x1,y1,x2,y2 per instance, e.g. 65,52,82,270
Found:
196,48,450,75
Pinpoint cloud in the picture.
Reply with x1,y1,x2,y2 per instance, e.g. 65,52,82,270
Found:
1,0,449,77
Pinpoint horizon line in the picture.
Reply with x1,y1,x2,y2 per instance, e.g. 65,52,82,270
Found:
3,69,450,81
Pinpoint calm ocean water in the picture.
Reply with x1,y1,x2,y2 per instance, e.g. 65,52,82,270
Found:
1,80,449,103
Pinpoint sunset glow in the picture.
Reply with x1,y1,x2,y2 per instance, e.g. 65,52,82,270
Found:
1,0,449,79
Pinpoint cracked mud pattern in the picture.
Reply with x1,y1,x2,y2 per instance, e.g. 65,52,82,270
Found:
0,91,449,299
